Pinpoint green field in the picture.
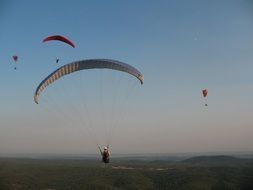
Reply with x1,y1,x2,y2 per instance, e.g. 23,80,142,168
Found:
0,156,252,190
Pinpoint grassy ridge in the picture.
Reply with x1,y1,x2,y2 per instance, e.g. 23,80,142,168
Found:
0,156,252,189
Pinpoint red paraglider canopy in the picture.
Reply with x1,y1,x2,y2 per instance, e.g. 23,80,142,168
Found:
12,55,18,62
202,89,208,97
42,35,75,48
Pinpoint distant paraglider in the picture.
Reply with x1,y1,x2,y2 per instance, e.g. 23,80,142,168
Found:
42,35,75,64
12,55,18,70
202,89,208,106
42,35,75,48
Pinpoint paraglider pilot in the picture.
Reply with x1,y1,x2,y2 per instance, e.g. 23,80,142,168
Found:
98,145,110,163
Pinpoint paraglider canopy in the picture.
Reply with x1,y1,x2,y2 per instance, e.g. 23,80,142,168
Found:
34,59,144,104
42,35,75,48
12,55,18,62
202,89,208,97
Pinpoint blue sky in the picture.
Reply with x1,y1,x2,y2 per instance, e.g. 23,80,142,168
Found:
0,0,253,155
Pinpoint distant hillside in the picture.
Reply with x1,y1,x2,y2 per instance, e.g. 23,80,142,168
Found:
181,155,253,167
0,157,253,189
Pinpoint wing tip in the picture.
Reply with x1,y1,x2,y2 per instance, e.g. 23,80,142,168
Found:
34,94,39,104
139,75,144,85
